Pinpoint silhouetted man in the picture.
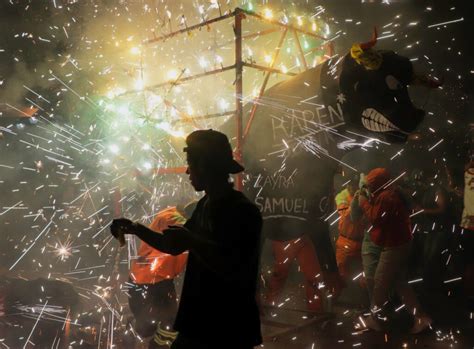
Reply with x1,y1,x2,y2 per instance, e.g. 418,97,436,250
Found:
111,129,263,349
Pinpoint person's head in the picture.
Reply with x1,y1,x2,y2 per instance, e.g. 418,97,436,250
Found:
183,129,244,192
366,168,391,194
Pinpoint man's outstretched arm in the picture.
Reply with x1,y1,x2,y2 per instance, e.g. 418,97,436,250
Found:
110,218,189,255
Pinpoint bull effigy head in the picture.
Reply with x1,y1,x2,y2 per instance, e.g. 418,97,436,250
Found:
338,28,425,141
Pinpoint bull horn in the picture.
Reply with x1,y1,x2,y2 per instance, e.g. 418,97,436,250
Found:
360,27,378,50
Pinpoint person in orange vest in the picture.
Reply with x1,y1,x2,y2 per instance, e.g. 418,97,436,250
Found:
334,178,367,287
128,203,195,348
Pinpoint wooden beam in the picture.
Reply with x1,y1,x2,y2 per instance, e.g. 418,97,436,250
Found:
243,29,288,141
144,10,237,45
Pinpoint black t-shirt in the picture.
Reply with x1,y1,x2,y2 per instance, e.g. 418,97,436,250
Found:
175,188,263,346
416,186,457,232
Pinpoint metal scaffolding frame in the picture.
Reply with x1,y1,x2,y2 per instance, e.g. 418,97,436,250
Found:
129,7,332,189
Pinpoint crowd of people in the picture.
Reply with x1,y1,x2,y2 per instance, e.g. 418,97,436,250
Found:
109,128,473,349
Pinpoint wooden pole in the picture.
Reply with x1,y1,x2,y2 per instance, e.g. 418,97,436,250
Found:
235,8,243,191
293,29,308,70
144,10,237,45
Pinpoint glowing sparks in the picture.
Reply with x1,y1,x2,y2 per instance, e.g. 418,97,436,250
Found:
109,144,120,154
142,161,153,170
166,69,180,80
130,46,141,55
263,8,273,20
218,98,230,111
134,78,144,90
198,56,209,68
53,239,73,260
297,16,303,27
0,2,470,347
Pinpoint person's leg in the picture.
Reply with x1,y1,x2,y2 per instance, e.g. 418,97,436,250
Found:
453,229,474,309
265,239,298,304
372,245,409,312
390,244,422,314
150,280,179,349
335,236,350,282
391,243,432,333
409,231,424,279
355,253,367,289
423,229,450,288
154,279,178,328
128,282,158,338
295,235,323,311
363,243,398,331
361,234,381,302
336,236,363,283
310,220,343,297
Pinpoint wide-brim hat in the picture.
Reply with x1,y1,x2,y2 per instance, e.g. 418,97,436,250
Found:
184,129,244,174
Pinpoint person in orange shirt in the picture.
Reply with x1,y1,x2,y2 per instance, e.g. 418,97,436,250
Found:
128,204,194,348
335,178,367,286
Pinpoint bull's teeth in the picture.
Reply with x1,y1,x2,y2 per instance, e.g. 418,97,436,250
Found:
361,108,400,132
371,110,379,121
362,117,370,129
370,120,377,131
375,124,389,131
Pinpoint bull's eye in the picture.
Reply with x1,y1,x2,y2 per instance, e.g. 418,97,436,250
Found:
385,75,401,90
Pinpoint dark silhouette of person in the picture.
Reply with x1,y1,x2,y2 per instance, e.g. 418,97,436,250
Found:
111,129,263,349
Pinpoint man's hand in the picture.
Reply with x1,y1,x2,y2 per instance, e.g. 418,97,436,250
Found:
358,192,369,206
110,218,136,246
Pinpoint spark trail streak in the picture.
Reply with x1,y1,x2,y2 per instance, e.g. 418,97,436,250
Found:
428,17,464,28
9,214,55,270
428,138,444,151
0,201,23,216
23,301,49,349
